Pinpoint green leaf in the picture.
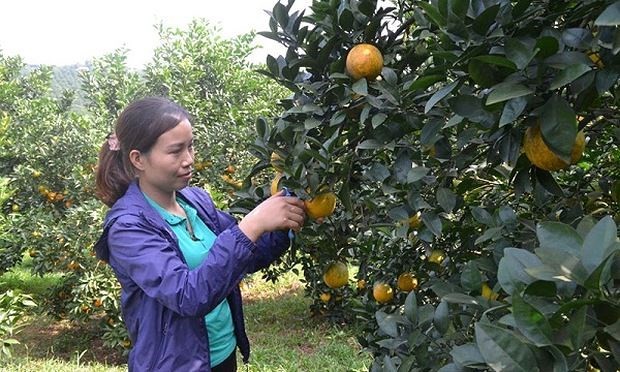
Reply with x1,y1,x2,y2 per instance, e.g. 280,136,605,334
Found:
498,248,541,295
352,78,368,95
581,216,619,274
371,113,387,128
425,81,459,114
539,95,577,160
405,74,444,91
451,343,486,367
449,95,495,125
595,2,620,26
422,211,443,237
549,64,591,90
535,36,560,59
375,311,399,338
486,81,533,105
604,318,620,341
437,187,457,213
443,292,481,306
471,207,494,226
567,306,587,350
434,300,450,335
404,290,418,325
475,322,539,372
472,4,500,36
499,97,527,127
475,227,504,245
419,1,446,27
535,169,564,197
473,55,517,69
512,293,553,346
561,28,593,49
536,221,583,256
407,166,429,183
545,345,569,372
533,247,588,284
505,38,537,70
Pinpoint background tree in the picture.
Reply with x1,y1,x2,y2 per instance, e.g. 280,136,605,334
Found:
0,19,288,353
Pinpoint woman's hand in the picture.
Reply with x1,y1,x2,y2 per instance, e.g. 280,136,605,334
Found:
238,190,306,242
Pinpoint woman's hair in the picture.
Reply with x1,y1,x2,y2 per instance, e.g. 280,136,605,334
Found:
95,96,191,207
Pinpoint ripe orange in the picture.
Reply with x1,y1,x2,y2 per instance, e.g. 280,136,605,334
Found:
408,212,422,229
357,279,367,290
523,122,585,171
373,282,394,304
93,298,103,307
397,272,418,292
225,164,236,174
323,261,349,289
428,249,446,264
270,152,284,172
304,191,337,219
320,292,331,303
346,43,384,81
481,282,499,301
271,173,283,196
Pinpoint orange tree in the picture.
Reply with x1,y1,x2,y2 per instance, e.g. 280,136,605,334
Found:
234,0,620,370
144,20,288,198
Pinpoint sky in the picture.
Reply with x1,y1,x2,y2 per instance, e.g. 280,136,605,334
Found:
0,0,312,68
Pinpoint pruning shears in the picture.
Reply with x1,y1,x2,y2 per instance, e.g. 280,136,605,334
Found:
282,187,296,241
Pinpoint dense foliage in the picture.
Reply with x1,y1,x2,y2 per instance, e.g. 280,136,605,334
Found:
234,0,620,370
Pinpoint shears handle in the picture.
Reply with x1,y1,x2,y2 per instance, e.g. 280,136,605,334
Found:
282,187,296,241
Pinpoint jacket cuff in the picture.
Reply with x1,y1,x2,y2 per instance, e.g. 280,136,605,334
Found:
231,224,257,253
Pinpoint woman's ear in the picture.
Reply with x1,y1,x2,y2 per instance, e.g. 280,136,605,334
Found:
129,149,146,172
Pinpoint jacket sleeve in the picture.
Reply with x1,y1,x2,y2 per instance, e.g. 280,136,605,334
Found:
107,214,256,317
215,209,291,273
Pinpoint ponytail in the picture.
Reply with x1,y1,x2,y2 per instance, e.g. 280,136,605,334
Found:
95,137,133,208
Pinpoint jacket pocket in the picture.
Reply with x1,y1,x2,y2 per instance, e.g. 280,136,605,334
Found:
147,311,171,371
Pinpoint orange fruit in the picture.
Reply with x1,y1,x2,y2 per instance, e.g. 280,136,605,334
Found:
320,292,331,303
270,152,284,172
225,164,236,173
323,261,349,289
481,283,499,301
346,43,384,81
93,298,103,307
271,173,283,196
397,272,418,292
587,51,604,68
32,170,41,178
304,192,337,219
523,122,586,171
373,282,394,304
428,249,446,264
408,212,422,229
357,279,367,290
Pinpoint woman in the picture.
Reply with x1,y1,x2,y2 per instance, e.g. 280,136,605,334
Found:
94,96,306,371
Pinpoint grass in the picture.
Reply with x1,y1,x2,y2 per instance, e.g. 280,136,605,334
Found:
1,264,372,371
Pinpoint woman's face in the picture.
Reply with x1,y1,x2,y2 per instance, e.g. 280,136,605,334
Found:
134,119,194,201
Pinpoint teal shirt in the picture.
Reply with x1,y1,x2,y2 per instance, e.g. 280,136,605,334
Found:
144,194,236,367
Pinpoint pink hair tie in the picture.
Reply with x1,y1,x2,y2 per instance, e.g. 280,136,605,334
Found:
107,133,120,151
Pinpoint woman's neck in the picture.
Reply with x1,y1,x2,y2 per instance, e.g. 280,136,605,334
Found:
139,182,177,211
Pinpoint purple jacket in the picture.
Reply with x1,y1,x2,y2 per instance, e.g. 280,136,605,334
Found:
94,181,290,371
